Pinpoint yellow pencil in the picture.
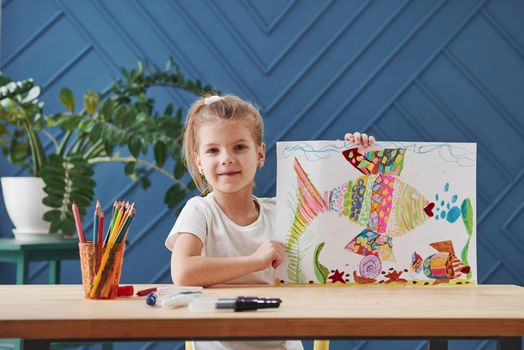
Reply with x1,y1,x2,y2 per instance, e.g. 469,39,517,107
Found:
90,241,115,298
116,202,131,237
108,201,124,243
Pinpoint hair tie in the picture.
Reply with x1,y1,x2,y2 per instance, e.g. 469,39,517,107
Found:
204,95,222,105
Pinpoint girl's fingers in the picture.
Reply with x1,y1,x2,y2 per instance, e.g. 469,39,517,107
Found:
361,133,369,146
344,132,376,147
354,132,361,144
272,250,283,268
275,243,285,258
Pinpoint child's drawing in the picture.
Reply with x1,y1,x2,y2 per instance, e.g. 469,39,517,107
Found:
274,141,476,286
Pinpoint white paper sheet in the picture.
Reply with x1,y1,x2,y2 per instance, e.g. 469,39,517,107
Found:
274,141,477,286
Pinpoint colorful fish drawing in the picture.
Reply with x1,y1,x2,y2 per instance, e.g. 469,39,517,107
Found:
423,240,470,284
287,147,435,266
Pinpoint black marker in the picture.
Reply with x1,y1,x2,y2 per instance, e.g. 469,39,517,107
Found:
189,296,282,312
215,297,282,311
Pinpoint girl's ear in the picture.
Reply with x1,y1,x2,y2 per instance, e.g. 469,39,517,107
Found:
257,143,266,168
194,152,203,174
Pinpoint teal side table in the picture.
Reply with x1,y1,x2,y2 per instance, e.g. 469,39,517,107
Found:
0,238,79,284
0,238,112,350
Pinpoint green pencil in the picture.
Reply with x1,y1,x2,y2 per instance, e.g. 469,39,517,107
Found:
104,201,118,246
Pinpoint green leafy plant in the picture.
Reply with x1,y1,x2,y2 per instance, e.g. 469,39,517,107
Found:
0,59,215,236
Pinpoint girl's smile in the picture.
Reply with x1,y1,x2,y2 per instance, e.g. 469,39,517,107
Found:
219,171,241,176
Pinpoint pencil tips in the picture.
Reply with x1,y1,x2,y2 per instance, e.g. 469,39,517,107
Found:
73,199,136,245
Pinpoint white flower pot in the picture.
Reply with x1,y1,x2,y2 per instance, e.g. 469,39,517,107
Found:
1,177,61,241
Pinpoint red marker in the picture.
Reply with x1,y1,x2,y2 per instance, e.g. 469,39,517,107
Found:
136,287,157,296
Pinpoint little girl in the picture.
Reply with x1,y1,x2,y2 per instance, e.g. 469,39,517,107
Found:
165,95,374,350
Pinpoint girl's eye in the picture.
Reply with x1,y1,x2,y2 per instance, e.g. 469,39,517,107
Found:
234,144,247,151
206,148,218,154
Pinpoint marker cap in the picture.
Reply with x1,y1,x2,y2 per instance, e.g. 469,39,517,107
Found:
117,285,134,297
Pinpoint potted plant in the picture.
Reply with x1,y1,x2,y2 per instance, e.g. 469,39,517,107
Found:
0,59,215,239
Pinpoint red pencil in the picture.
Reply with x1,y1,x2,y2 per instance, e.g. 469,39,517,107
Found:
96,212,104,270
97,208,104,245
72,201,85,243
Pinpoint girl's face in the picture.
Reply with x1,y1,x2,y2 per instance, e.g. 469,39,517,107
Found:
195,118,265,196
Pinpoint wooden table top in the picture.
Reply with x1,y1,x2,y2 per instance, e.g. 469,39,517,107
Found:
1,284,523,340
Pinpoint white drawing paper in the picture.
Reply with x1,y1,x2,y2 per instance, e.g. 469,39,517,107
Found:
274,141,476,286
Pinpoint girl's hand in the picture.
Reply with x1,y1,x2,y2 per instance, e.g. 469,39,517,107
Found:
345,132,376,149
250,240,286,270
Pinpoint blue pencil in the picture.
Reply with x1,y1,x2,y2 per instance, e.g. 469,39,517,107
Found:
93,200,101,243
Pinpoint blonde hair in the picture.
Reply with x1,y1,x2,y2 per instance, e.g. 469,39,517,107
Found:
183,95,264,195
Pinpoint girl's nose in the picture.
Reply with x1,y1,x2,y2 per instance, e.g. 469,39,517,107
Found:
220,152,234,165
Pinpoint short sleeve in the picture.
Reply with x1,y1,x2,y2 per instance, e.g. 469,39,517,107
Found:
164,197,208,251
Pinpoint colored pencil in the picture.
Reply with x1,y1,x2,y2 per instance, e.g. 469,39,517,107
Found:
97,212,104,246
108,202,124,243
93,200,101,243
104,202,118,245
115,202,130,237
96,204,104,271
115,205,135,243
72,201,85,243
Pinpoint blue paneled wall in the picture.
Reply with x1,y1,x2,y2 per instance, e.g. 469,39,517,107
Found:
1,1,523,350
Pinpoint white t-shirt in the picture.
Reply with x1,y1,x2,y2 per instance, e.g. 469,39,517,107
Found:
165,192,303,350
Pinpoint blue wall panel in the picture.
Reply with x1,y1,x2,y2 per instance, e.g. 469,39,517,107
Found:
1,1,523,349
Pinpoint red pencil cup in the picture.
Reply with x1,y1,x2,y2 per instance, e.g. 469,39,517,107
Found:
79,242,126,299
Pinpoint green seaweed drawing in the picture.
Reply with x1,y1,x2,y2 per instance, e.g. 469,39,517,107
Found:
460,198,473,280
313,242,329,284
285,192,312,283
286,242,307,283
286,228,313,283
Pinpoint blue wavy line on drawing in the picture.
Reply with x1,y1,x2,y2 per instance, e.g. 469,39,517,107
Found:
375,142,476,167
282,141,475,167
282,142,352,161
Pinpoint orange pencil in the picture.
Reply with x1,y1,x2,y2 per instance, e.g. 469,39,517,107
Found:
116,202,133,236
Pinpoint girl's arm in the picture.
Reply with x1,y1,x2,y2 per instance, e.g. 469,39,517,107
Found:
171,232,285,286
